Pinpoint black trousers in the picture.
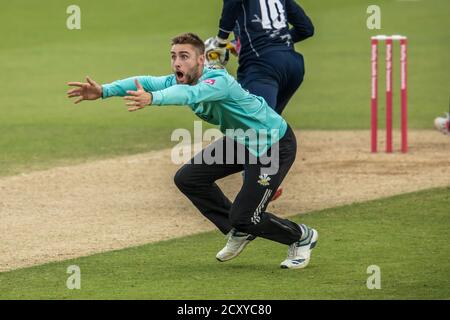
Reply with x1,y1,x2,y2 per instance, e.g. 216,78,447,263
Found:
174,125,302,245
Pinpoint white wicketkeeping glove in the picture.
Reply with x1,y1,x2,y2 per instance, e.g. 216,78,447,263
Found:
204,36,231,67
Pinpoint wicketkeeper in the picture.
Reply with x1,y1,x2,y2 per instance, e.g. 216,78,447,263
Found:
67,33,318,269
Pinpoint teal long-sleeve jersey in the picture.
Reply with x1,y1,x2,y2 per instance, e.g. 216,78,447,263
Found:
102,67,288,156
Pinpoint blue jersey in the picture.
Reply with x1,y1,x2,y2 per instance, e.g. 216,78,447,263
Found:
218,0,314,65
102,67,288,156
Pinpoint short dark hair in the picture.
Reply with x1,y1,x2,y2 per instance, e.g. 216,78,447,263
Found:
171,33,205,54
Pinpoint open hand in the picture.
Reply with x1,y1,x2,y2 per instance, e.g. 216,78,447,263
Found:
67,76,102,104
124,79,152,112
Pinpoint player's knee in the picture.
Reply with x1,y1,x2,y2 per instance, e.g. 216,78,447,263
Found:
174,165,214,193
173,166,191,192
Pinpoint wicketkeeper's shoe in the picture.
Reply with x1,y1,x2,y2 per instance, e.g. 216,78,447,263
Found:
434,113,450,135
280,224,318,269
216,229,256,262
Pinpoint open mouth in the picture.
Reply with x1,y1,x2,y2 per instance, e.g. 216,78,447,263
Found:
175,71,185,82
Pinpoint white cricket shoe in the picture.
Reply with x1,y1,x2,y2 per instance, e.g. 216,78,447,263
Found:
434,114,450,135
280,224,318,269
216,229,256,262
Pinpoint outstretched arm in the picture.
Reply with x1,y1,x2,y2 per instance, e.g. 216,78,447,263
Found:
67,76,153,111
151,77,228,106
68,75,229,112
125,76,230,112
67,75,175,103
101,75,175,98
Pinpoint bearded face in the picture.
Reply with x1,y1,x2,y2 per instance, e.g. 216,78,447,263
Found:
171,44,205,85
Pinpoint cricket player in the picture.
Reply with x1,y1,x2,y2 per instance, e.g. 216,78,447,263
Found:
205,0,314,202
207,0,314,115
67,33,318,269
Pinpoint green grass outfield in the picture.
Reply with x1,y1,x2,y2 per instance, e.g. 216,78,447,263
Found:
1,187,449,300
0,0,449,176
